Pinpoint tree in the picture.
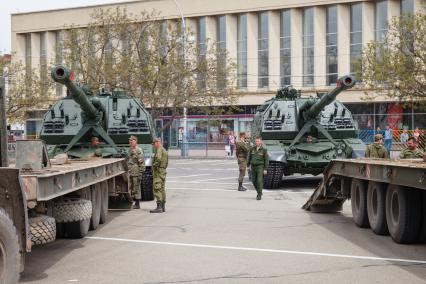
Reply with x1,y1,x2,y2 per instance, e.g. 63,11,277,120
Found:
0,54,53,123
60,8,238,123
359,11,426,105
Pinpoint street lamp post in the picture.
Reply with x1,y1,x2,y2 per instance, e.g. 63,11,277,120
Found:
172,0,188,157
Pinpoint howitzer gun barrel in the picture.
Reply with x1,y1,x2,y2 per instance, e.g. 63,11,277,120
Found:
51,65,97,119
304,75,355,120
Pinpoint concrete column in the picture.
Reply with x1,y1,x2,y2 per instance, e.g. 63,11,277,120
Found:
268,10,280,90
314,6,326,88
226,14,238,86
30,33,41,70
246,12,258,92
362,2,375,47
388,0,401,20
205,16,217,42
290,8,303,89
12,33,26,65
337,4,350,76
46,31,56,66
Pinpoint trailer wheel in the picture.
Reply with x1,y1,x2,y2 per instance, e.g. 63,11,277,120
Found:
141,168,154,201
350,179,369,228
386,185,421,244
0,208,20,284
367,182,388,235
90,184,102,230
53,198,92,223
99,180,109,224
29,215,56,245
64,218,91,239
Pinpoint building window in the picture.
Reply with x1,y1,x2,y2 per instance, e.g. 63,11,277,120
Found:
280,10,291,86
350,3,363,76
303,8,314,87
25,34,31,71
217,15,226,89
326,6,338,86
197,17,207,89
55,31,63,96
258,11,269,89
237,14,247,89
40,32,48,91
375,0,388,43
401,0,414,15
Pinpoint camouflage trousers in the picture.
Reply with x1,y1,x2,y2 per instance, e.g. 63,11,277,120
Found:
129,175,141,200
251,165,264,196
237,157,247,183
153,168,166,202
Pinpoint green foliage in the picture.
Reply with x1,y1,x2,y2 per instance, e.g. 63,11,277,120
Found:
60,8,238,122
359,12,426,107
1,54,54,123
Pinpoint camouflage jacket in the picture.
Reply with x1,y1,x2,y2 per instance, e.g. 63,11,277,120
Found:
248,146,269,168
236,141,250,159
365,143,389,159
127,147,145,176
399,148,424,159
153,146,169,171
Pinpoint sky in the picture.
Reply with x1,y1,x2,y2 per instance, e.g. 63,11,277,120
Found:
0,0,127,54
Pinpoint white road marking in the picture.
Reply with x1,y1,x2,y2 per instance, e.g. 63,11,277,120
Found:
167,174,211,179
191,177,237,182
166,187,311,193
85,236,426,265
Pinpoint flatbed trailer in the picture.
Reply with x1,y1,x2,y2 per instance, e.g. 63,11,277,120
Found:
303,158,426,244
0,155,128,283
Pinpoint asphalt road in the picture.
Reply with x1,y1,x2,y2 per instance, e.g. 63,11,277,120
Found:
20,159,426,284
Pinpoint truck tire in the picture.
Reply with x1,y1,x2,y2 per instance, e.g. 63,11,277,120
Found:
0,208,20,284
29,215,56,245
99,180,109,224
419,191,426,243
64,218,91,239
350,179,369,228
53,198,92,223
367,182,389,235
141,169,154,201
385,185,421,244
263,162,284,189
90,184,102,230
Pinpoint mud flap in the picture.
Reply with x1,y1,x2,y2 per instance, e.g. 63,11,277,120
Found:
0,167,30,270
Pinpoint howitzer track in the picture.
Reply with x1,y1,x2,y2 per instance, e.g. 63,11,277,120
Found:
142,169,154,201
263,161,284,189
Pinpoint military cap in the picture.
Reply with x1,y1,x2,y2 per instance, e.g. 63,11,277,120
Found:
374,134,383,141
129,135,138,141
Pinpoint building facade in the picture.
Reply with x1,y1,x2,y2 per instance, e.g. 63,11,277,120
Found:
10,0,426,147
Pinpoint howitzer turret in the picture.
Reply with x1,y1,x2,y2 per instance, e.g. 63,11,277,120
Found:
251,75,365,189
302,75,355,121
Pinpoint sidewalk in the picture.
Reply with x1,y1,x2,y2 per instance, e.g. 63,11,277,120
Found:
167,148,231,159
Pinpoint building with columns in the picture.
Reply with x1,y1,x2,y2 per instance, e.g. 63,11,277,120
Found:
10,0,426,147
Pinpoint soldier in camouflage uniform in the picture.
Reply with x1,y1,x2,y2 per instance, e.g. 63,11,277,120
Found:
365,134,389,159
150,138,169,213
127,135,145,209
248,136,269,200
399,137,424,159
236,132,250,191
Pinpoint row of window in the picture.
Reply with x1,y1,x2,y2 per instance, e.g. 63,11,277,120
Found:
25,0,417,95
196,0,415,88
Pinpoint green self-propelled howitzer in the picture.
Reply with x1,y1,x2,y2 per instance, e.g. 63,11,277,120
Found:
42,65,155,159
252,75,366,189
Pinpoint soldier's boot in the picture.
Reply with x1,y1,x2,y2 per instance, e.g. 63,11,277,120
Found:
238,182,243,191
241,184,247,191
133,199,141,209
162,201,166,212
150,202,163,213
256,194,262,200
